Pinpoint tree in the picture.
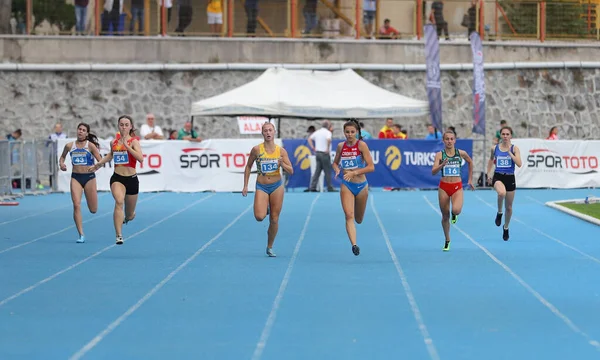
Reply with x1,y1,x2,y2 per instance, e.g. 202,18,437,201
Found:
499,0,588,38
0,0,13,34
11,0,75,34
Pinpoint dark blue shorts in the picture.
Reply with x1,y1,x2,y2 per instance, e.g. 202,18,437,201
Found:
71,172,96,188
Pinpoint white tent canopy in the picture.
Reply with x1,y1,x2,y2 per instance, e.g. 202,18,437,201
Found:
190,68,429,119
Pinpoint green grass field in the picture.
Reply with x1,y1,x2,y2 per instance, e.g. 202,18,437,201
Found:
560,202,600,221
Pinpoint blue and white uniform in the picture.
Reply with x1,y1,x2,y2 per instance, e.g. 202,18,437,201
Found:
69,141,96,187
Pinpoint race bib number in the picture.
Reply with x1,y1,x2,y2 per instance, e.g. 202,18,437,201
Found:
442,164,460,177
260,159,278,173
72,152,88,165
341,156,358,169
496,156,512,168
114,151,129,165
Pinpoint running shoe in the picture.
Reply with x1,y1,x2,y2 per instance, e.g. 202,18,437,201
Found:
123,212,136,224
451,214,458,224
503,227,509,241
495,212,503,227
352,244,360,256
266,247,276,257
116,235,124,245
443,241,450,251
76,235,85,244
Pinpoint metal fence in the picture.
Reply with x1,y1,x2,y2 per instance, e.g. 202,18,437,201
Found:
0,139,57,201
10,0,600,41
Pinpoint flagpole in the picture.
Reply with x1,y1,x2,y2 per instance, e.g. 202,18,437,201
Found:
470,31,486,187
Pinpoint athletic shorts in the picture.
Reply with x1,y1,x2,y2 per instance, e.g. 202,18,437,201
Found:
110,173,139,195
256,179,282,195
492,172,516,192
71,172,96,188
342,179,368,196
439,181,462,197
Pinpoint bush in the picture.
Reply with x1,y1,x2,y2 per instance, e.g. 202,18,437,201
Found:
12,0,75,33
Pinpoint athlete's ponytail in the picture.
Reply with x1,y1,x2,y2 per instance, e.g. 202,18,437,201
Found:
87,133,100,149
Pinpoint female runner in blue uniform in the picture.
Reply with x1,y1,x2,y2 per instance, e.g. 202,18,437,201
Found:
332,119,375,256
242,122,294,257
487,126,522,241
89,115,144,245
431,130,474,251
58,123,102,243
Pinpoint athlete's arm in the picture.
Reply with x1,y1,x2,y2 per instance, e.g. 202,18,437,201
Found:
460,150,474,189
352,142,375,176
124,139,144,164
243,146,258,189
431,151,445,175
486,146,496,178
332,142,343,177
279,148,294,176
59,143,70,171
91,147,114,172
89,142,102,162
510,145,522,168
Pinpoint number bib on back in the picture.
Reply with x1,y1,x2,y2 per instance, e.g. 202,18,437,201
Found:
260,159,279,174
114,150,129,165
442,164,460,177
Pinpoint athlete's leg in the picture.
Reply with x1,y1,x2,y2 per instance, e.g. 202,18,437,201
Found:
254,187,270,221
502,190,516,240
83,177,98,214
450,188,464,224
266,185,284,255
341,184,357,246
111,182,126,241
124,194,138,222
504,190,515,227
494,180,507,226
353,185,369,224
438,188,451,244
70,178,85,238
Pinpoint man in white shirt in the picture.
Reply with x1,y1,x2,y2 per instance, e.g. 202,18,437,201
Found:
140,113,165,140
306,120,336,192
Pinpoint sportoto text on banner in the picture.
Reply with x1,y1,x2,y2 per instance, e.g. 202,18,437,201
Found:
56,138,282,193
512,139,600,188
424,24,443,136
470,31,486,135
284,139,473,189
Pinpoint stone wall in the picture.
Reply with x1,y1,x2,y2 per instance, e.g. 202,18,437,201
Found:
1,68,599,171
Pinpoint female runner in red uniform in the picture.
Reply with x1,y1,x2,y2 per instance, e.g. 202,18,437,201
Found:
431,130,474,251
89,115,144,245
332,120,375,256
